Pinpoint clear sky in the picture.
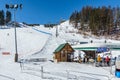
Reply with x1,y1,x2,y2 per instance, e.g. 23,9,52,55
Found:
0,0,120,24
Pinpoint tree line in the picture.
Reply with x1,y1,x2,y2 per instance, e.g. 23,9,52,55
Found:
44,24,58,28
69,6,120,35
0,10,11,25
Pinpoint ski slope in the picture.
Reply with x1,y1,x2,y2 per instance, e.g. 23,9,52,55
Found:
0,21,120,80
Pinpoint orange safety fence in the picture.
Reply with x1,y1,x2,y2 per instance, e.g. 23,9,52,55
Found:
2,52,10,55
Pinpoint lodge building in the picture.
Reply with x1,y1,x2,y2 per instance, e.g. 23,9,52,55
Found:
54,43,74,62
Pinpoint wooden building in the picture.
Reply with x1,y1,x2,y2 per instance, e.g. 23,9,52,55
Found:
54,43,74,62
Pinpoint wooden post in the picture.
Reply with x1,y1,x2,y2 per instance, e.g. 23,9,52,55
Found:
95,50,96,66
41,66,43,79
67,70,69,80
110,50,112,75
20,62,22,71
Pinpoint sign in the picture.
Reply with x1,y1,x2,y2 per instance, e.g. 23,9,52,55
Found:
96,47,109,53
2,52,10,55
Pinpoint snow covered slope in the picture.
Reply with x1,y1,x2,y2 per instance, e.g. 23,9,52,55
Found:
0,21,120,80
0,27,50,59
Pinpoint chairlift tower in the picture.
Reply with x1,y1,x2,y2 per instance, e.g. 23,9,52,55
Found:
56,25,58,37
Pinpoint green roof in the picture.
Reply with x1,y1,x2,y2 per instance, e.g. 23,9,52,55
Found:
54,43,67,53
74,47,97,51
73,47,120,51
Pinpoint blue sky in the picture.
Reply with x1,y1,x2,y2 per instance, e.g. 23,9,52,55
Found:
0,0,120,24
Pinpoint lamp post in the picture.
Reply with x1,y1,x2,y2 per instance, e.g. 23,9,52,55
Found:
5,4,22,62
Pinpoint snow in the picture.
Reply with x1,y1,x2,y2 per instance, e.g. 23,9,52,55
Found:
0,21,120,80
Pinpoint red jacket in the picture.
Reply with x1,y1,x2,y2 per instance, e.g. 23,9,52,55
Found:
105,56,110,62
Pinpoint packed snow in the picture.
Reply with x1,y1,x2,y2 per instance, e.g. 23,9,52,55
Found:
0,21,120,80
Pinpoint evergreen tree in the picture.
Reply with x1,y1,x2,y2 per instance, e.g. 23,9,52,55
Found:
0,10,5,25
6,10,11,24
116,7,120,28
69,6,117,36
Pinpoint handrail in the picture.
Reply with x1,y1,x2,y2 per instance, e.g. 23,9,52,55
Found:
69,70,109,79
0,74,15,80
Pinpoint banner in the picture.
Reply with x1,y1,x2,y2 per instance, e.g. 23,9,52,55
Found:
96,47,109,53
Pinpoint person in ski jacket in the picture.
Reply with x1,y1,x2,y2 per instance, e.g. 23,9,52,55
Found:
97,55,101,62
105,56,110,66
97,55,102,66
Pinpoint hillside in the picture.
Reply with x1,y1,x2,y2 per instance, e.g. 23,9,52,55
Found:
0,21,120,80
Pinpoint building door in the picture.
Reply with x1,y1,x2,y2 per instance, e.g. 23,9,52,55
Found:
67,53,71,62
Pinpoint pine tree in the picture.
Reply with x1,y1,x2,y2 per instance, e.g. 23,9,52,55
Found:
69,6,118,36
0,10,5,25
6,10,11,24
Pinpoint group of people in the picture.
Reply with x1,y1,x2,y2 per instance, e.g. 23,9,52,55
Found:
78,55,94,63
74,54,113,67
97,55,111,67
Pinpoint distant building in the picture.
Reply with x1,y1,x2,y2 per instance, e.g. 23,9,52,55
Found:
53,43,74,62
